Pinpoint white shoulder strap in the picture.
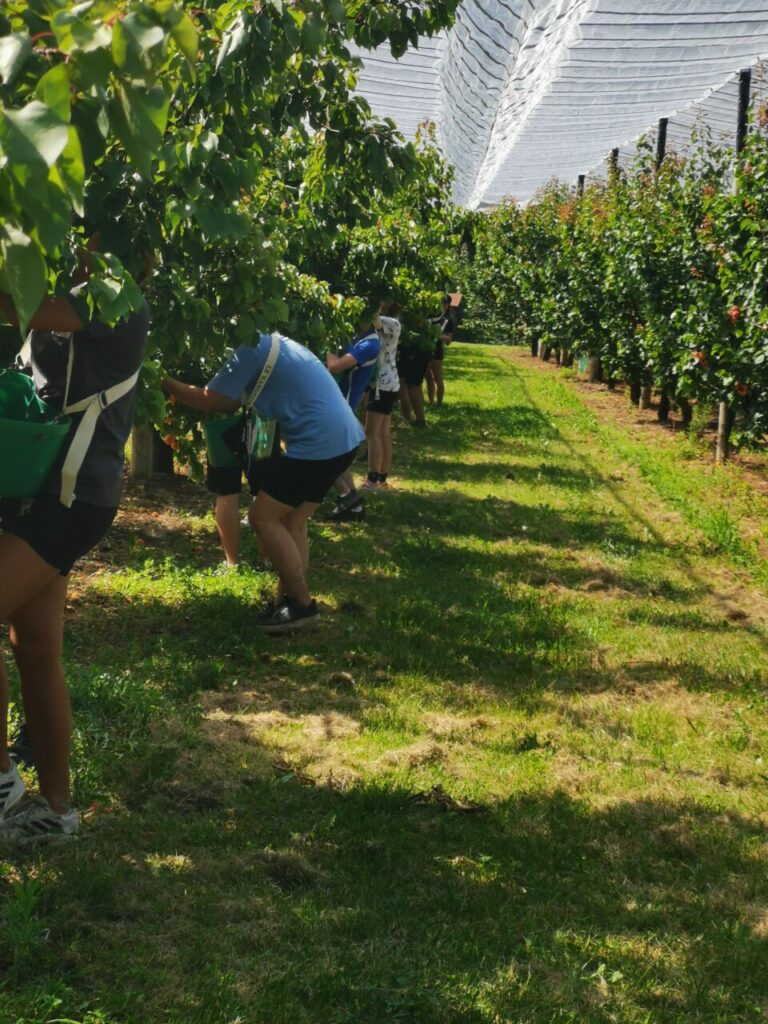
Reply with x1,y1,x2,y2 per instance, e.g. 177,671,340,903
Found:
58,337,141,507
243,333,280,410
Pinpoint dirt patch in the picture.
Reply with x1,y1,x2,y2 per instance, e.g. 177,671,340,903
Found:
423,713,494,741
378,740,448,768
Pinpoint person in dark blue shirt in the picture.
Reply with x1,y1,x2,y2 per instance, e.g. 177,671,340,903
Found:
325,323,381,515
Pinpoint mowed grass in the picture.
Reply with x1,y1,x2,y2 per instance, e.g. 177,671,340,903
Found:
2,344,768,1024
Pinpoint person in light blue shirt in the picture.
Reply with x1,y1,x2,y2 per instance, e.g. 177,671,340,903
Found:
163,334,363,632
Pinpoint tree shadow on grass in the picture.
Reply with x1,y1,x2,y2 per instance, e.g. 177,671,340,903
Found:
9,766,768,1024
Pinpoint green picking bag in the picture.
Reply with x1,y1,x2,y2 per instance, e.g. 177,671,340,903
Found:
0,370,71,499
203,410,276,470
203,413,242,469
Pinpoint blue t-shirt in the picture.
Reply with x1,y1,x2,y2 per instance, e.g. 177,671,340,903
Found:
208,334,364,460
338,331,380,410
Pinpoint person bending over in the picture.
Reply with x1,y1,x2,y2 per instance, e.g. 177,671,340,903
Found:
163,332,363,632
0,281,149,845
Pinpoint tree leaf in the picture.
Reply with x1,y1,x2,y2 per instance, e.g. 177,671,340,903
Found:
0,100,70,168
107,83,169,179
0,32,32,86
215,12,249,73
55,126,86,214
0,225,47,336
35,65,72,122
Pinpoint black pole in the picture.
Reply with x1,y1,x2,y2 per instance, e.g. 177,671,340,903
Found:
737,67,752,154
656,117,668,168
609,148,619,175
577,174,585,196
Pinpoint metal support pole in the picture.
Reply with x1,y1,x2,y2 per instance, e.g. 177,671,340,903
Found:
577,174,585,196
737,66,752,155
609,148,619,178
655,118,668,168
717,67,753,465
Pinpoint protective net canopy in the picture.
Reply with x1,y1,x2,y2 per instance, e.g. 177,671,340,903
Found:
353,1,768,208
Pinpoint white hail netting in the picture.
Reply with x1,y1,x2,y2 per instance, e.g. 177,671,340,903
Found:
353,1,768,208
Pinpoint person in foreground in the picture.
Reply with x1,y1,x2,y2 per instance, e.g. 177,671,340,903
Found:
163,332,363,632
0,284,149,845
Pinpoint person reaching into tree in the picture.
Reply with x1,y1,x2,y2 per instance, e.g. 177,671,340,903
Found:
0,263,150,845
162,330,363,632
325,315,381,519
426,295,454,407
362,302,401,491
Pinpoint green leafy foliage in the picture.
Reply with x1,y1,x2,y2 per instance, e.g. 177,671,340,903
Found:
0,0,460,416
465,117,768,447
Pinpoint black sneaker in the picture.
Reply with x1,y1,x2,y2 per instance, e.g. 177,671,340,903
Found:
256,597,285,623
8,723,34,769
327,501,366,522
258,599,319,633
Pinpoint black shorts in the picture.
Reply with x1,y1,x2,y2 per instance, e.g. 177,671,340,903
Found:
399,350,431,388
260,449,357,508
0,495,117,576
366,389,399,415
431,341,445,361
206,460,272,497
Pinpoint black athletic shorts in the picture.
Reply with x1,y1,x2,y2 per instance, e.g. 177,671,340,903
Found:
206,460,273,497
431,340,445,361
399,349,431,388
0,495,117,576
366,389,399,415
260,448,358,508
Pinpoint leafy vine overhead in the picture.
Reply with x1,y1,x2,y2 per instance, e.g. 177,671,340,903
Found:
0,0,459,349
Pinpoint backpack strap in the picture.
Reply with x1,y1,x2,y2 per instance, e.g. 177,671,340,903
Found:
58,340,141,508
242,333,280,411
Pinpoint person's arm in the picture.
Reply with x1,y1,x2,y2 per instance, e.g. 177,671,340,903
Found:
326,352,357,374
0,294,84,333
161,376,239,413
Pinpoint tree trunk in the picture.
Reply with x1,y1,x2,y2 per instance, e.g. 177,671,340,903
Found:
130,425,154,480
530,339,539,358
152,429,175,475
539,343,552,362
587,356,602,383
560,349,573,368
658,392,671,423
629,378,642,406
639,385,653,410
715,401,735,464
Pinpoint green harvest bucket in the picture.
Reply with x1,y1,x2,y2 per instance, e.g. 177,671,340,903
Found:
0,370,71,499
203,414,242,469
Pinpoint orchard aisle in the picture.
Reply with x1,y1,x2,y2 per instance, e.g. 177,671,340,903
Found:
3,344,768,1024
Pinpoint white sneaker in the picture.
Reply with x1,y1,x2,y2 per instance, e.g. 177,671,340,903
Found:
0,762,25,820
0,795,79,846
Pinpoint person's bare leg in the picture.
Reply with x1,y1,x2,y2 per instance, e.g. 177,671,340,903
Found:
399,383,414,422
0,534,61,776
366,412,385,475
250,493,318,606
432,360,445,406
9,576,70,812
426,363,436,405
382,416,393,474
409,385,426,425
334,469,356,499
214,494,240,566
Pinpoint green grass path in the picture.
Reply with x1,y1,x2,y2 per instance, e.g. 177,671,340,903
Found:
2,344,768,1024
